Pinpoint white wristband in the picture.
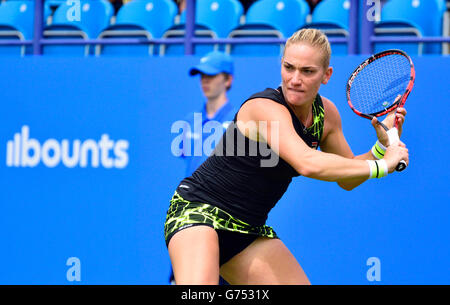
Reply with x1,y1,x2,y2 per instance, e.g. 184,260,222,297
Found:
366,159,388,179
377,159,388,178
366,160,374,179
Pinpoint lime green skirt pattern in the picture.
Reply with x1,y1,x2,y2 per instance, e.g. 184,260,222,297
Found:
164,191,278,246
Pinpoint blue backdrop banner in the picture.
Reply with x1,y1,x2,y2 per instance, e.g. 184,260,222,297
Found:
0,55,448,284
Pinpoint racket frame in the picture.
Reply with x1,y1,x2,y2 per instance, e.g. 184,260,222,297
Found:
346,49,415,126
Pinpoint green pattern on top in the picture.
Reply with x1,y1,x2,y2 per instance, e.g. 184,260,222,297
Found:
307,96,325,141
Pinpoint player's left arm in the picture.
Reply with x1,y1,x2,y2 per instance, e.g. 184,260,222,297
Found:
319,97,406,190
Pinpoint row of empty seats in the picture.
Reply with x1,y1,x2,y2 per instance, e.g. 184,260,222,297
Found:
0,0,448,56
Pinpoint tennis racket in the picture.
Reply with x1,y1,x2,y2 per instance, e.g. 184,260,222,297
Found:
346,49,415,172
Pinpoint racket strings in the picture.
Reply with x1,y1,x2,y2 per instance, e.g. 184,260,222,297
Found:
349,54,411,115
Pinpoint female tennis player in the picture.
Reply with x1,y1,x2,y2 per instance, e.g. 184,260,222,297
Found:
164,29,409,285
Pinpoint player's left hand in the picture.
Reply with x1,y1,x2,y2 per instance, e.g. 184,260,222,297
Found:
370,96,407,147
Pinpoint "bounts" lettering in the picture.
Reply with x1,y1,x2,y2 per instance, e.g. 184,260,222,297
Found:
6,126,129,169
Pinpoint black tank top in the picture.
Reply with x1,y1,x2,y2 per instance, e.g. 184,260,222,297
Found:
176,87,325,225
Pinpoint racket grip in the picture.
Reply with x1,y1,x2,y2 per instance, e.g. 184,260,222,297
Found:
396,160,407,172
386,127,400,145
387,127,408,172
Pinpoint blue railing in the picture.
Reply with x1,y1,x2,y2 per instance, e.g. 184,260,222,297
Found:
1,0,449,55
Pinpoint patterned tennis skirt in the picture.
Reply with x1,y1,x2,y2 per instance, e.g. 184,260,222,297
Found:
164,191,278,246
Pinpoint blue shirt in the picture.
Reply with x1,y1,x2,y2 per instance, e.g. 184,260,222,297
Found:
180,101,237,176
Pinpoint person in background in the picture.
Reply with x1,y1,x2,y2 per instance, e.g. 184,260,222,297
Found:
169,51,238,284
178,51,237,177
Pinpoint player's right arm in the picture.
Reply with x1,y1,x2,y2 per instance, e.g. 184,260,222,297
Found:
236,98,408,183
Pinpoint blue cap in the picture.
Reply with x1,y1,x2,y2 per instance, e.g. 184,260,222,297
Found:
189,51,234,76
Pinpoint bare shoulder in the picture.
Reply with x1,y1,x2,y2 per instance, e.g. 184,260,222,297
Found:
236,97,295,142
322,96,343,127
321,96,341,121
321,96,344,142
319,96,354,157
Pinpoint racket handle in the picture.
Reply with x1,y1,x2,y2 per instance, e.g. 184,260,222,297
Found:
386,127,400,145
396,160,407,171
387,127,408,172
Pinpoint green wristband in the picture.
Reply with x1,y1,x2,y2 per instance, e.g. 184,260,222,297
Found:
371,140,387,160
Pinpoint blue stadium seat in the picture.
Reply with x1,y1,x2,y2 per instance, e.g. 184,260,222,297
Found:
374,0,443,54
179,0,243,38
46,1,67,5
226,0,309,56
0,0,35,56
311,0,350,30
96,0,177,56
245,0,308,37
295,0,311,15
302,0,351,54
161,0,243,55
43,0,113,56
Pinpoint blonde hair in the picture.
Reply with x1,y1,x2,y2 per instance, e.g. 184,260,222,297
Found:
283,28,331,68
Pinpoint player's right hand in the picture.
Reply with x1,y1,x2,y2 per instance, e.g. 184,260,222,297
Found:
384,141,409,173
